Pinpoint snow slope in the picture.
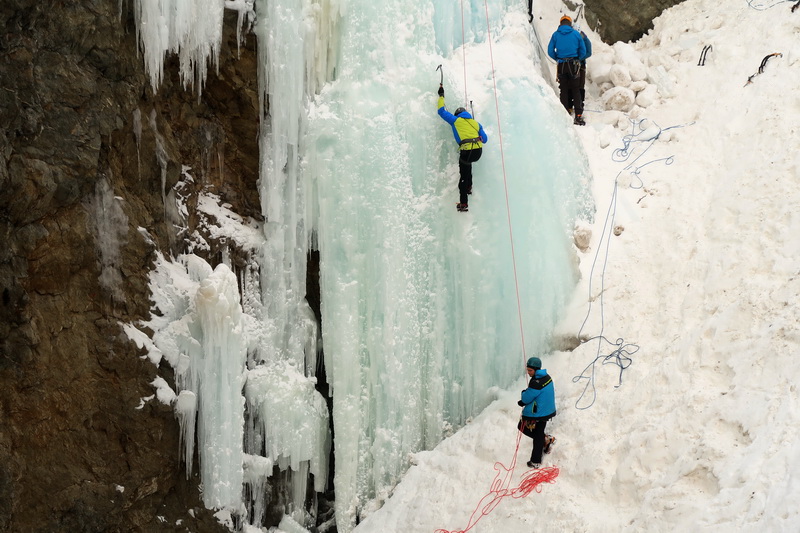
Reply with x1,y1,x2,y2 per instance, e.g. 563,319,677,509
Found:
351,0,800,531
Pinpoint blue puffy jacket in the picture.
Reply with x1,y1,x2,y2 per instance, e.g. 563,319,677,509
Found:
547,25,587,62
520,369,556,419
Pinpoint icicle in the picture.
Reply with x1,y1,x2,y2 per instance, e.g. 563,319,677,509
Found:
88,178,129,302
133,0,227,94
192,264,247,510
148,109,168,218
175,390,198,477
132,108,142,179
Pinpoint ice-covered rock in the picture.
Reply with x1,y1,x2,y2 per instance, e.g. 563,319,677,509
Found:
602,86,636,112
588,56,613,85
647,65,676,98
635,84,660,107
609,64,632,87
613,42,648,81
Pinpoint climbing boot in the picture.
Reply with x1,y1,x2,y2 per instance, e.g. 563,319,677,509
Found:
574,114,586,126
544,434,556,454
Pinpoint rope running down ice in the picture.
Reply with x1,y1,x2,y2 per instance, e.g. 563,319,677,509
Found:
435,3,559,532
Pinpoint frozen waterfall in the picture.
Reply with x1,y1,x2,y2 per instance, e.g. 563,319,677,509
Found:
309,0,591,529
125,0,593,531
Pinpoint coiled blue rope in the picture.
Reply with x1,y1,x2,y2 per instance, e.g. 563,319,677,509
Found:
573,117,692,410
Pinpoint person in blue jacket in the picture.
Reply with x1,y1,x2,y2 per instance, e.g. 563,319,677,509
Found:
578,30,592,113
547,15,587,125
437,85,488,212
518,356,556,468
568,30,593,120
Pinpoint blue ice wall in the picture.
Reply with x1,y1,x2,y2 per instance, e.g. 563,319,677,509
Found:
306,0,593,530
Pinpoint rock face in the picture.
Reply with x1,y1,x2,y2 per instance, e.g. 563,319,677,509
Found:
0,1,258,531
582,0,686,43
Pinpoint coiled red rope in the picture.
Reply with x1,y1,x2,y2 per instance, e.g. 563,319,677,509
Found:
434,433,559,533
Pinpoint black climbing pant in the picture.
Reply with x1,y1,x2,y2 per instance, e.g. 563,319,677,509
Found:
529,417,550,464
557,60,583,117
458,147,482,205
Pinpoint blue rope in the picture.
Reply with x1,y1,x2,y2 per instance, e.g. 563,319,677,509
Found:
746,0,793,10
572,336,638,409
572,117,692,410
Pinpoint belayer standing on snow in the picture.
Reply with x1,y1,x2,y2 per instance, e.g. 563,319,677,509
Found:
437,84,488,213
518,356,556,468
547,15,587,125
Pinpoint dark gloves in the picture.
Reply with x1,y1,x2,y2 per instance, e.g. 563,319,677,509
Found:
517,400,525,407
438,85,444,97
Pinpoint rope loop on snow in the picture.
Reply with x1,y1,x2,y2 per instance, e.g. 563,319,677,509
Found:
611,118,691,164
745,0,795,10
572,335,638,409
573,116,692,410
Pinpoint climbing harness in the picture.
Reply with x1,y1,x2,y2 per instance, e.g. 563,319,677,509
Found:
744,52,782,86
560,58,582,80
697,45,712,66
459,136,483,147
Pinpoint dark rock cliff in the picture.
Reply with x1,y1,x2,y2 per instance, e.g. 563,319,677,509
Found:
581,0,687,43
0,1,258,531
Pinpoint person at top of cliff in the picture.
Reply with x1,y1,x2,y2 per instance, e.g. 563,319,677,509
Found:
517,356,556,468
547,15,588,126
436,84,488,213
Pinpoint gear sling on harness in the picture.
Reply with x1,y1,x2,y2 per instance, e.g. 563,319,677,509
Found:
559,58,581,80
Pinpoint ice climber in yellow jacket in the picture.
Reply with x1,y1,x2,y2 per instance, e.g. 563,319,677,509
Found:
437,85,488,213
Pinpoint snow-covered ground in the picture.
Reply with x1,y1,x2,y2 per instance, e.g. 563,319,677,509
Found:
352,0,800,531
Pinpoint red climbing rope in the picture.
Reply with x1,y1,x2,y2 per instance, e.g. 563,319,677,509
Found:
459,0,527,359
460,0,469,105
434,432,560,533
437,4,558,532
483,0,528,360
